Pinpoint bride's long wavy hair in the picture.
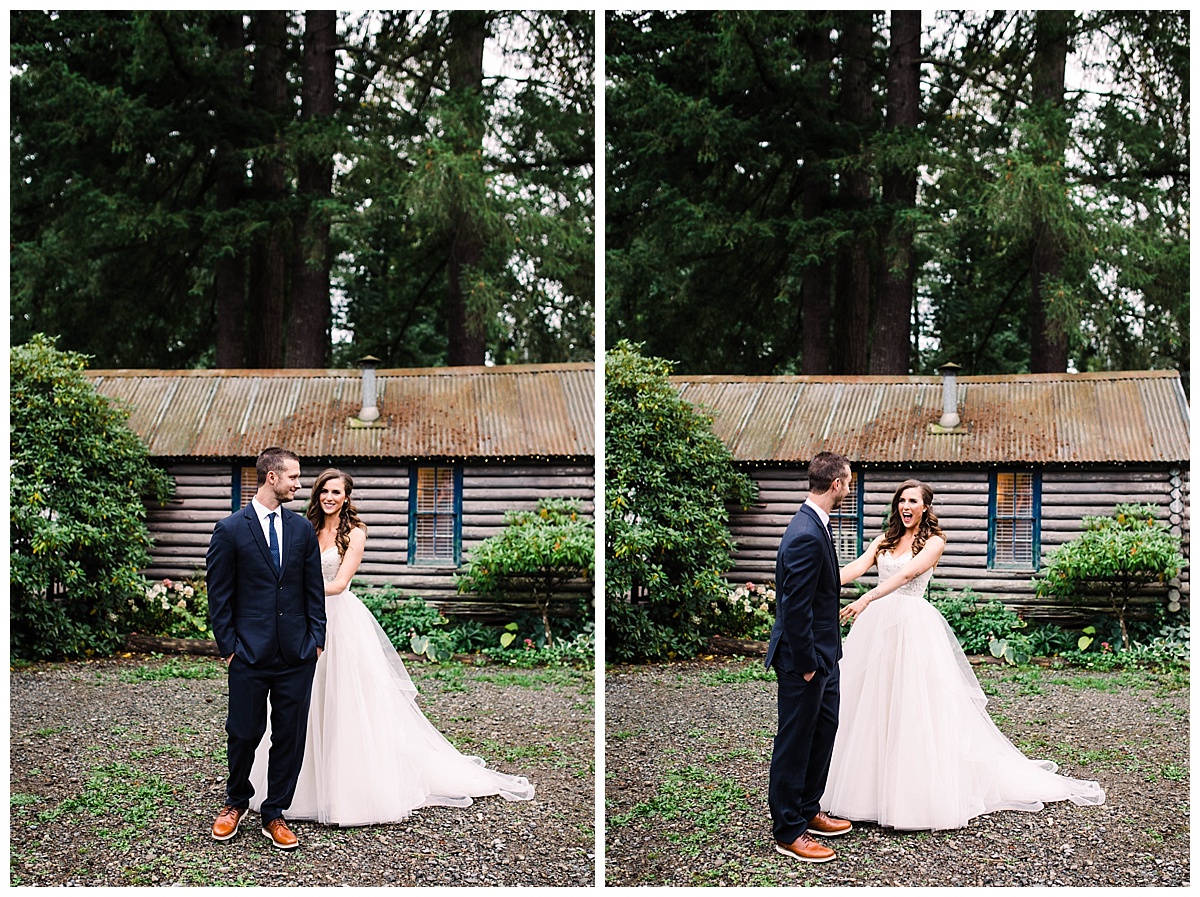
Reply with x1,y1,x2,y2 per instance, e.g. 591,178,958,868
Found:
306,468,367,559
878,479,943,556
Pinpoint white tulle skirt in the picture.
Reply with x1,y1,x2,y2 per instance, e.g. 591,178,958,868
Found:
823,590,1104,831
249,588,534,826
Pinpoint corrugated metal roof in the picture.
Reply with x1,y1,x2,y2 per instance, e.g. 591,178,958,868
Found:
87,364,595,460
672,370,1190,464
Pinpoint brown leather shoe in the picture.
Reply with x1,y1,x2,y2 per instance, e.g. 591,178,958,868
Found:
212,805,247,841
775,832,836,863
262,816,299,850
808,811,853,837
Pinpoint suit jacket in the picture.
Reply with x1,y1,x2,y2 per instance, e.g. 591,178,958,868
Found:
765,503,843,675
206,502,326,667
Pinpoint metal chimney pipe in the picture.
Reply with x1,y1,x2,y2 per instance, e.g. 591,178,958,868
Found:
938,362,961,429
357,355,381,423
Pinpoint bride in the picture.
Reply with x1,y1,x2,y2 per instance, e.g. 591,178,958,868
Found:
825,479,1104,831
249,468,534,826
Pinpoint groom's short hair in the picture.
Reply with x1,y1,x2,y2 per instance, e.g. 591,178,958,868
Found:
256,446,300,486
807,451,851,494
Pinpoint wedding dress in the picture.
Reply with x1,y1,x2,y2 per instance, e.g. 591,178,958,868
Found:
823,549,1104,830
249,547,534,825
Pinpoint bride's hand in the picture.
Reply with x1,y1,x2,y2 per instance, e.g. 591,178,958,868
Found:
839,596,870,625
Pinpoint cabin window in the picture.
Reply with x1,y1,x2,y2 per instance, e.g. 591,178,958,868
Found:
408,464,462,565
234,465,258,510
989,470,1041,570
830,471,862,564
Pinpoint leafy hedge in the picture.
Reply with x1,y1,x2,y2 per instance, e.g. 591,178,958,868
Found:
11,335,174,659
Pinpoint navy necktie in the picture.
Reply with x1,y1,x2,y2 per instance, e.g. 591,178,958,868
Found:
268,512,281,571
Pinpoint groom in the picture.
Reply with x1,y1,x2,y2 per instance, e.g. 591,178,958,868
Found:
766,451,854,863
207,446,326,850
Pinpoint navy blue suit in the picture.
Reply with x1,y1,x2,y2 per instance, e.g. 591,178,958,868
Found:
207,501,326,823
766,503,844,844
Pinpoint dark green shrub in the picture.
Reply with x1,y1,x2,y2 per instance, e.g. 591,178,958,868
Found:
358,587,455,662
605,342,757,662
1036,503,1185,648
929,588,1025,654
11,335,174,659
456,498,594,648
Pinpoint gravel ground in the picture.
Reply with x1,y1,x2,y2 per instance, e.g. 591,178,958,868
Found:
605,656,1189,887
10,654,595,887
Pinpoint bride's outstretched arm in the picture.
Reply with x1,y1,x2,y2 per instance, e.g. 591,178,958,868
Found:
325,526,367,595
839,535,946,624
840,534,884,585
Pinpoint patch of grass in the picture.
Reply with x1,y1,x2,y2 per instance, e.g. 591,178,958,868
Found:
1160,764,1187,781
119,659,221,682
1001,669,1044,695
130,745,184,760
10,793,42,808
608,729,641,742
413,662,468,690
1063,746,1129,769
38,762,176,847
608,763,752,841
1147,702,1187,718
699,663,777,686
1154,669,1189,693
32,726,66,737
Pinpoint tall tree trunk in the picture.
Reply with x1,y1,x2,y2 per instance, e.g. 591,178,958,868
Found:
246,11,289,368
446,11,489,367
213,12,247,369
800,18,833,376
872,10,921,375
1029,10,1072,373
831,12,874,375
287,10,337,368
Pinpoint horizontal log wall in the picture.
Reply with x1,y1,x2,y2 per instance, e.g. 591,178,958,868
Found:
144,460,595,618
726,465,1189,624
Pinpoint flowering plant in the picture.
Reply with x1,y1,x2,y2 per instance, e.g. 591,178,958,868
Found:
705,581,777,640
127,576,212,640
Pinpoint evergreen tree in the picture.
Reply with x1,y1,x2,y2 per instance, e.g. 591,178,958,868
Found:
11,11,595,369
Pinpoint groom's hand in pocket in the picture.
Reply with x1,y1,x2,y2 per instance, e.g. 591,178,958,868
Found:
803,670,815,682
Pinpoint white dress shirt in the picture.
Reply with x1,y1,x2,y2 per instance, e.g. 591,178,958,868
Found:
803,497,831,532
250,497,283,568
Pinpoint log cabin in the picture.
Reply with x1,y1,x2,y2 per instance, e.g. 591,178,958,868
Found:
87,361,595,619
672,367,1190,623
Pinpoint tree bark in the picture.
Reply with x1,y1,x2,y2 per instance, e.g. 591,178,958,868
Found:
446,11,489,367
831,12,874,375
872,10,921,375
1029,10,1072,373
287,10,337,368
246,11,290,369
212,12,247,369
800,19,833,376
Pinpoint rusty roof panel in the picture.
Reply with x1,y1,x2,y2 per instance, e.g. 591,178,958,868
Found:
88,364,594,460
671,371,1189,464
